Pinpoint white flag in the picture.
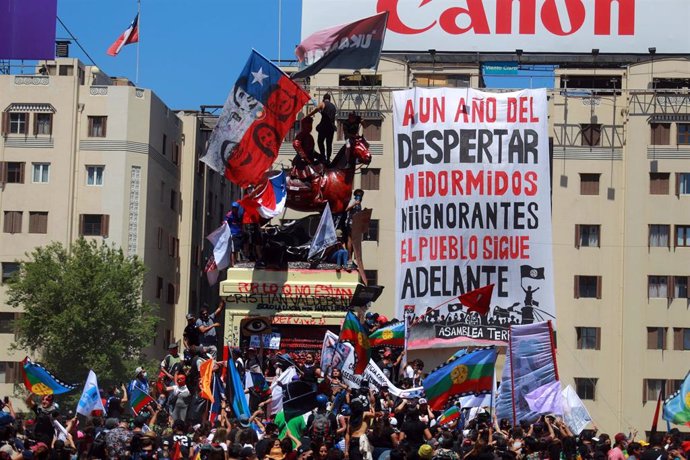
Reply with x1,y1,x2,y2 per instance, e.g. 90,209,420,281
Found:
308,203,337,260
561,384,592,434
269,366,298,415
205,222,233,285
76,370,106,417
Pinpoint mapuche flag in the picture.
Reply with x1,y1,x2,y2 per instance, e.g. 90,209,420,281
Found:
293,12,388,79
130,388,155,415
423,347,497,411
339,311,370,375
22,357,75,395
369,322,405,348
663,370,690,425
107,13,139,56
200,50,310,187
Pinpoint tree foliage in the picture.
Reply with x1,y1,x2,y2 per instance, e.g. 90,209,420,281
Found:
7,239,158,386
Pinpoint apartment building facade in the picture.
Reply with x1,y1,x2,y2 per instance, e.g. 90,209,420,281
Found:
281,56,690,432
0,58,189,398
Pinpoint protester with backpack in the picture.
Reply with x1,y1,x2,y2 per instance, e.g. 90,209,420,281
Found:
307,395,338,447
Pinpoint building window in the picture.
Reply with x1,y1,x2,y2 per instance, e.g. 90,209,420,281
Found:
168,236,179,258
34,113,53,135
156,277,163,299
649,225,670,247
0,313,15,334
644,379,665,403
162,134,167,156
648,275,669,298
673,277,689,298
1,162,25,184
678,123,690,145
28,212,48,234
361,168,380,190
673,328,690,350
574,275,601,299
650,123,670,145
3,211,22,234
650,173,670,195
676,173,690,196
579,173,600,195
1,262,20,284
0,362,20,384
86,166,104,186
170,190,177,211
9,113,28,134
364,270,378,286
338,74,382,86
576,327,600,350
157,227,164,249
675,225,690,247
31,163,50,184
580,124,601,146
88,116,107,137
647,327,667,350
59,65,73,76
361,119,382,141
172,142,180,166
574,378,597,400
79,214,109,237
575,224,600,248
364,219,379,242
414,73,470,88
167,283,176,304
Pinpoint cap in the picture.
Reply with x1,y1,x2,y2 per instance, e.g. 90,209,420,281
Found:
134,366,144,376
614,433,628,444
418,444,434,460
389,417,398,427
239,414,250,428
419,398,428,405
186,313,195,320
168,342,179,349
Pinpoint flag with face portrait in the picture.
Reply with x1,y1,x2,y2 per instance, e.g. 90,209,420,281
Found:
200,50,310,187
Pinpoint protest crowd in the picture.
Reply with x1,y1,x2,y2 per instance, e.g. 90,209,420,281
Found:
0,307,687,460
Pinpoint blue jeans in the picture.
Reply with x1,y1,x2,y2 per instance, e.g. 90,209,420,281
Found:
332,248,348,266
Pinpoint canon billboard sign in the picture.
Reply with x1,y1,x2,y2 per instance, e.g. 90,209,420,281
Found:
301,0,690,54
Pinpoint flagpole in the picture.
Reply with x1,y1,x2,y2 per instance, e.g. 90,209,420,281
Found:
135,0,141,85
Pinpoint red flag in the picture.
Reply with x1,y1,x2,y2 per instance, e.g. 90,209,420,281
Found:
107,14,139,56
651,383,664,433
459,284,494,315
339,312,370,375
171,441,182,460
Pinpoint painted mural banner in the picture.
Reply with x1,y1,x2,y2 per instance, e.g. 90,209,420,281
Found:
393,87,555,348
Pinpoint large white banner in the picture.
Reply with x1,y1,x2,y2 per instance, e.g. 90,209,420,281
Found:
302,0,690,54
393,88,554,348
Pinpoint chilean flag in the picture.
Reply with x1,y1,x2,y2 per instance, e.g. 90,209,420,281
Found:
107,13,139,56
239,170,287,220
200,50,310,187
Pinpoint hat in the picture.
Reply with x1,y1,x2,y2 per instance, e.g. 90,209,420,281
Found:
163,440,170,447
135,366,144,376
186,313,195,320
419,398,428,405
614,433,628,444
389,417,398,427
168,342,179,349
105,418,118,429
681,441,690,453
238,414,250,428
297,445,312,457
418,444,434,460
638,441,649,447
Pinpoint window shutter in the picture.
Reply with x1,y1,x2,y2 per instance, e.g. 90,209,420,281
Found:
575,225,581,248
674,328,682,350
596,276,602,299
596,328,601,350
47,114,53,136
574,276,580,299
647,329,655,349
687,277,690,298
18,163,25,184
0,162,5,183
676,173,681,197
1,112,7,136
79,214,85,236
668,276,674,301
647,225,651,249
22,113,28,135
576,328,582,348
101,215,110,237
102,117,107,137
596,225,601,247
33,114,38,136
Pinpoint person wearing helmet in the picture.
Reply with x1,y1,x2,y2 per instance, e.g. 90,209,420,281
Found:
306,394,338,447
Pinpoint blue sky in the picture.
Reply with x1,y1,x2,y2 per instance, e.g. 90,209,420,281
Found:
56,0,303,109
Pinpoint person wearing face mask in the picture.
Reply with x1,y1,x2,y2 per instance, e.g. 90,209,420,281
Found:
129,366,150,399
106,383,128,419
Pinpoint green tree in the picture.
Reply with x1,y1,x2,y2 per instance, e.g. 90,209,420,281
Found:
7,239,159,387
